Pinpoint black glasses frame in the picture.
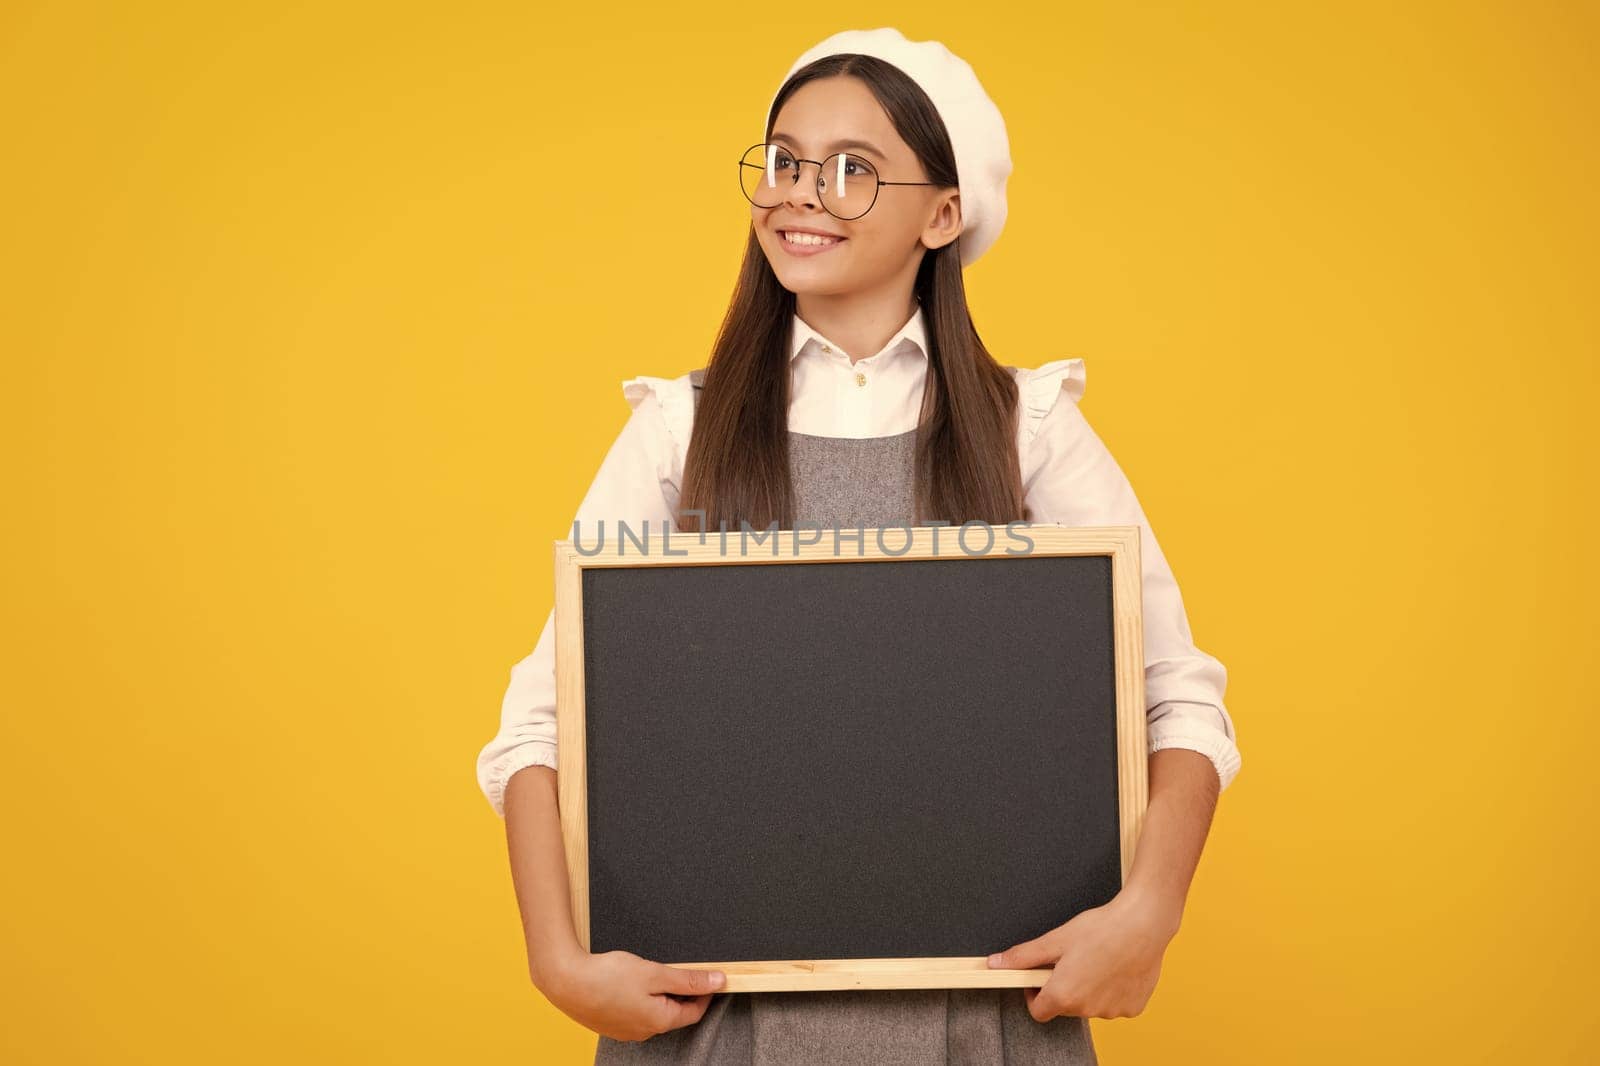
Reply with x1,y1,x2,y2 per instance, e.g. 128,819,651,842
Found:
738,141,937,221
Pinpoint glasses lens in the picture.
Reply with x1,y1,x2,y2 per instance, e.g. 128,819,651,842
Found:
815,152,878,220
739,143,879,220
740,143,797,208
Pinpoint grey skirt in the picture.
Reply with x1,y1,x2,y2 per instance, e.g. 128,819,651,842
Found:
593,987,1097,1065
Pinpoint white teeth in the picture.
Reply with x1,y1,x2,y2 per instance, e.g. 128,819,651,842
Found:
783,231,841,246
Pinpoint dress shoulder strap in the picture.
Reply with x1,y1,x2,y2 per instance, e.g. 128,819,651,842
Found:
689,366,707,411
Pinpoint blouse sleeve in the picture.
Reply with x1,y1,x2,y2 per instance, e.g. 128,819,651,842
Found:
474,378,687,817
1016,359,1243,792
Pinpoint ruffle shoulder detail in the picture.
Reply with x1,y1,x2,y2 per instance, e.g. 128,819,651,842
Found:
620,372,695,473
1013,357,1087,443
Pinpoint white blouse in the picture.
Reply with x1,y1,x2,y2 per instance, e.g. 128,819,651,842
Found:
476,304,1243,817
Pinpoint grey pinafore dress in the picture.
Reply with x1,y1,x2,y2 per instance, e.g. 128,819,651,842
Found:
593,368,1098,1066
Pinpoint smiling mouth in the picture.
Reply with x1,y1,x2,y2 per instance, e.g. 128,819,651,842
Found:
779,230,846,247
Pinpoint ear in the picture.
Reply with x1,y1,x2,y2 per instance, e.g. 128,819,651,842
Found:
921,190,963,253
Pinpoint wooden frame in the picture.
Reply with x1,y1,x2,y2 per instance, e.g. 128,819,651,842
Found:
553,521,1148,992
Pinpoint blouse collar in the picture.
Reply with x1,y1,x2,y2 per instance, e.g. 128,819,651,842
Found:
789,299,930,366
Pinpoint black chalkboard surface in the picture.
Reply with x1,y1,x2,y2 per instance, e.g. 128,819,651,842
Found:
552,522,1148,992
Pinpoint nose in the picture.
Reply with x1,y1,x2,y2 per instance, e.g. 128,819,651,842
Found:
782,159,822,214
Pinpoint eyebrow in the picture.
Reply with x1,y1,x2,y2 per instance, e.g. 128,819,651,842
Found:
768,132,888,162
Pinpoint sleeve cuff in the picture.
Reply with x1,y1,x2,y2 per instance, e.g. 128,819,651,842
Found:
481,742,558,819
1147,727,1242,792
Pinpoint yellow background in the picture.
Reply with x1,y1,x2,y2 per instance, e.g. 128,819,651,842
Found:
3,2,1594,1062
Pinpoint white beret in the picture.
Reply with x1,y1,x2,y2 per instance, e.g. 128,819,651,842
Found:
767,26,1013,268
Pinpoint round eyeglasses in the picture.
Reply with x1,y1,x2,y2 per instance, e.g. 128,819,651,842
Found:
738,141,937,221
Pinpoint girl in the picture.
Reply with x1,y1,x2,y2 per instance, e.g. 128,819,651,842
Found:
477,27,1242,1065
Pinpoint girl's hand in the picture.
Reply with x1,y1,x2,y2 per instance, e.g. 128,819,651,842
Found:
542,948,727,1042
985,890,1179,1022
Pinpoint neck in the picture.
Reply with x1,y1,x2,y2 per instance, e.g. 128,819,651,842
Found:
795,288,919,365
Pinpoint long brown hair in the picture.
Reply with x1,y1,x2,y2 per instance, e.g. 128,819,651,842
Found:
679,53,1027,534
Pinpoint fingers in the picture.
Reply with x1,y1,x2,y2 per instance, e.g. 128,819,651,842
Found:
1026,986,1056,1023
649,964,726,997
653,992,713,1032
1023,986,1059,1023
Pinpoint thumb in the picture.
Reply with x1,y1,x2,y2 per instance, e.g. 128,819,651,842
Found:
988,935,1055,971
651,964,727,996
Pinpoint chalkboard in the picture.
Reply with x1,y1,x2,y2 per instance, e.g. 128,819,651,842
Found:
552,522,1147,992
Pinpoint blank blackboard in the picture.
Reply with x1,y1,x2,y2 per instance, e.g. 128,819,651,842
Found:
552,522,1148,992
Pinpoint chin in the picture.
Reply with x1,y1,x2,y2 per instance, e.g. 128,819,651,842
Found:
766,255,849,292
774,273,853,299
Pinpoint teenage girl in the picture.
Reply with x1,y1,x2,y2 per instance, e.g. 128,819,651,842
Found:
477,27,1242,1066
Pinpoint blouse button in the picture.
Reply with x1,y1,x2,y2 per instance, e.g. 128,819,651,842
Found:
855,371,867,387
821,344,832,353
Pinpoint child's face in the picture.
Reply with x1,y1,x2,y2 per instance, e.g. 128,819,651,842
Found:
752,75,960,299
